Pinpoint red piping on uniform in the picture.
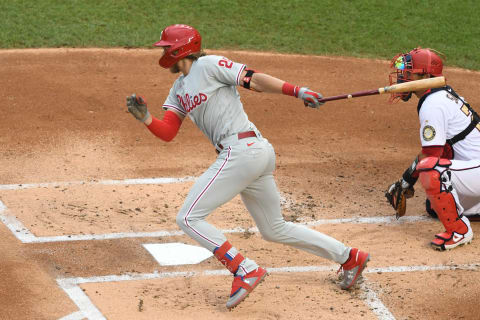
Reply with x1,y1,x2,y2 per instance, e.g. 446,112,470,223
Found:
236,65,246,85
183,147,232,247
449,164,480,172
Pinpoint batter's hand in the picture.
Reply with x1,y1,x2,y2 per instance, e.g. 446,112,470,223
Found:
297,87,324,109
385,178,415,220
127,94,150,123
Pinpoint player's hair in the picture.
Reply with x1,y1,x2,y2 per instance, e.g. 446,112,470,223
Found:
186,51,207,61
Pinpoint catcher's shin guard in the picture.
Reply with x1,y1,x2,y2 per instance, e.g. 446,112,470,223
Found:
417,157,473,250
425,199,438,219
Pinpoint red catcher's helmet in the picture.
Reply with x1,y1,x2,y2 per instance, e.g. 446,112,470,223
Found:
389,47,444,102
153,24,201,68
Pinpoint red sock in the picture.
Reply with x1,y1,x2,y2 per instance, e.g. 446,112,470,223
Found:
213,241,244,274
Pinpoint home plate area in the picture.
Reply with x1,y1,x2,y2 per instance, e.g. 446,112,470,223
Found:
143,243,213,266
1,176,479,320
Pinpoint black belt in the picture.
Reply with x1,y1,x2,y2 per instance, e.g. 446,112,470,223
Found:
216,131,257,153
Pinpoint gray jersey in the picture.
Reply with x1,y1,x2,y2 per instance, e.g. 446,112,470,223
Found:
162,55,258,146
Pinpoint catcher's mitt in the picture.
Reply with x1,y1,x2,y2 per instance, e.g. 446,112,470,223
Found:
385,180,415,219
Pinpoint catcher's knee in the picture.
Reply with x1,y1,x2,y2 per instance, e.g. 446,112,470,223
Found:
417,157,452,194
417,157,460,223
418,169,441,194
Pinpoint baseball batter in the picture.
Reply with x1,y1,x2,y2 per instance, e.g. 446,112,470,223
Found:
126,24,370,309
386,47,480,250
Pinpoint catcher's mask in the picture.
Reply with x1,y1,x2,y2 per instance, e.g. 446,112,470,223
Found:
153,24,202,69
389,47,444,102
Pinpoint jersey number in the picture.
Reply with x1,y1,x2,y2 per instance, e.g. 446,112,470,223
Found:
459,104,480,132
218,58,233,69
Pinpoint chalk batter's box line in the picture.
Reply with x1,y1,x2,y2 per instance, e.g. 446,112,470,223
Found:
57,263,480,320
0,176,193,243
0,176,197,190
0,198,431,243
0,176,432,243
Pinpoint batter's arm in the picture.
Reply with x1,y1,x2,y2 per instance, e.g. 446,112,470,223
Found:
239,70,284,93
143,109,185,125
143,110,184,142
239,70,324,108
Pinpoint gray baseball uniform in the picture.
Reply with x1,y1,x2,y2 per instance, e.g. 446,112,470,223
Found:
163,55,350,273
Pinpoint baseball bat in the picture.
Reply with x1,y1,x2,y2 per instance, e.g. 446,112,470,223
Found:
318,76,446,103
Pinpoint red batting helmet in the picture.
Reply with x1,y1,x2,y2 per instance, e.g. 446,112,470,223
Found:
153,24,202,68
389,47,444,101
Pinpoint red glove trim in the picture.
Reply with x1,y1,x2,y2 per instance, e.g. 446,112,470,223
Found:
282,82,300,97
146,110,182,142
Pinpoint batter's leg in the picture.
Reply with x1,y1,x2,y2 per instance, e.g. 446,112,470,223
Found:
240,172,350,263
176,146,269,249
240,143,369,289
175,145,271,308
175,146,267,267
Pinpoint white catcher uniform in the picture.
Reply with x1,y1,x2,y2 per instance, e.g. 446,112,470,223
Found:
162,55,350,272
418,86,480,215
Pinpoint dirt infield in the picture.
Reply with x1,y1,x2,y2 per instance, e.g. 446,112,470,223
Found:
1,49,479,320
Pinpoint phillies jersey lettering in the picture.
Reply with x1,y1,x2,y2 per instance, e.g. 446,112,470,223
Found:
419,90,480,160
177,92,208,112
162,55,259,146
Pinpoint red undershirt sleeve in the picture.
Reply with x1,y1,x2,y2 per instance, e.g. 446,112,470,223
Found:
145,110,182,142
422,146,444,157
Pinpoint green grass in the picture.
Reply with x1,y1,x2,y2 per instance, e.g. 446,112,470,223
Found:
1,0,479,69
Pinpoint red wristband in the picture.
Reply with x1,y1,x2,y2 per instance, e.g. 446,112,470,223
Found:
282,82,300,97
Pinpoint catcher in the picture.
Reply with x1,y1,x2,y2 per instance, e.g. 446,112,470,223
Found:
385,47,480,250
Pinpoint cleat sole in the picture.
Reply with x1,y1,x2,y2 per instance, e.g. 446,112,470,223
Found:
431,238,473,251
